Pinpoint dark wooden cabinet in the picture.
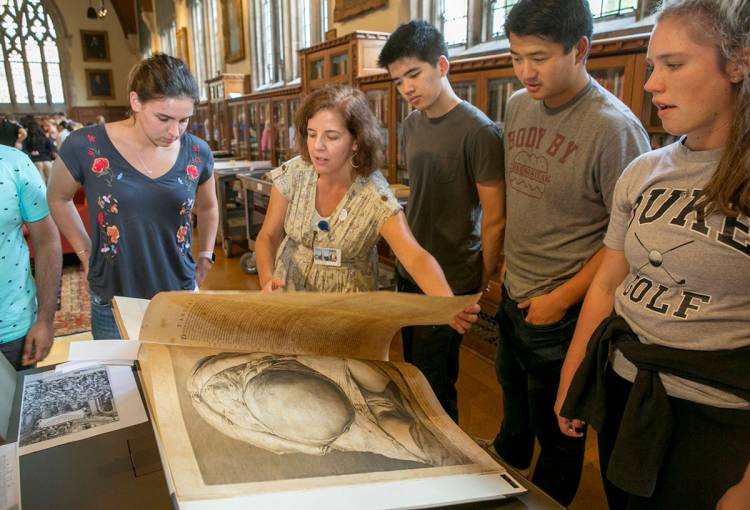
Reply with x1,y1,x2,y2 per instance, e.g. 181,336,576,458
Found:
189,103,209,141
300,31,390,93
360,80,394,182
206,73,249,151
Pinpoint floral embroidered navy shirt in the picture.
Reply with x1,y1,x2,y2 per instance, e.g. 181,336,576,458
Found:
59,124,213,301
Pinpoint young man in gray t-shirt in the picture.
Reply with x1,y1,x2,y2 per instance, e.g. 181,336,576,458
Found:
378,21,505,423
491,0,650,506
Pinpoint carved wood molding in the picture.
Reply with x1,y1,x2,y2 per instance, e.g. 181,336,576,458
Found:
333,0,388,23
299,31,390,55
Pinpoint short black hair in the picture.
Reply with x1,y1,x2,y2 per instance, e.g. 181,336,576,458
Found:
378,21,448,68
505,0,593,54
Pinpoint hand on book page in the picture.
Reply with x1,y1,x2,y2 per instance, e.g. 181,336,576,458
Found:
451,302,480,334
139,291,481,361
261,278,286,292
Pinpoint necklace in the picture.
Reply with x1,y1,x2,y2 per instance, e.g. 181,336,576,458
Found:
128,119,154,175
133,148,154,175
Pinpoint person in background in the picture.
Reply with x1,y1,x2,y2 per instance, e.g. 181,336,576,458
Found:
489,0,650,505
378,21,505,423
58,120,71,145
21,117,57,183
0,115,26,148
255,85,478,334
47,53,219,339
42,118,60,146
0,145,61,369
556,1,749,508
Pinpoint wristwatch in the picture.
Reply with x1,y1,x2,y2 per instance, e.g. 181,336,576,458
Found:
198,251,215,264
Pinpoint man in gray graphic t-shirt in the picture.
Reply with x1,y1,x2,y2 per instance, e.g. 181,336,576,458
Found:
490,1,650,506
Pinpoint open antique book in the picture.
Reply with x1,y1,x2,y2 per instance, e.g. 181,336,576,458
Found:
130,291,525,509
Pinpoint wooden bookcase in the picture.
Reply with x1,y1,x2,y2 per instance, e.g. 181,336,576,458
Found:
206,74,249,151
189,102,209,141
224,86,302,167
299,31,390,93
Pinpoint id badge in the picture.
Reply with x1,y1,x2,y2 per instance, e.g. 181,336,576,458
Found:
313,246,342,267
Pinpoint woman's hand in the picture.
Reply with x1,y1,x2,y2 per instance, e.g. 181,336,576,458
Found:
554,387,586,438
262,278,286,293
450,303,480,334
76,249,90,279
195,257,213,286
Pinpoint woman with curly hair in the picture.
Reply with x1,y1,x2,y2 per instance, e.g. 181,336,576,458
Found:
256,85,478,333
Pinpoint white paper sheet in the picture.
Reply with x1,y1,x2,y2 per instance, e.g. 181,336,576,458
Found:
212,160,253,170
177,472,523,510
54,361,133,374
18,365,148,456
112,296,150,340
67,340,141,363
0,442,20,510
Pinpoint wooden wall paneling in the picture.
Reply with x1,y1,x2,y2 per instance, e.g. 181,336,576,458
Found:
449,70,485,110
67,106,130,125
480,66,522,128
359,79,393,181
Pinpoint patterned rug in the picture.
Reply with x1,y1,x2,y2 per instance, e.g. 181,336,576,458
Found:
53,264,91,337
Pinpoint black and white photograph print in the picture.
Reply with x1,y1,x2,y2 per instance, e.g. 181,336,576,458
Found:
19,367,119,449
174,350,471,486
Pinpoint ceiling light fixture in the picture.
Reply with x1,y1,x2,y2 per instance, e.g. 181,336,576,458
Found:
86,1,98,19
86,0,107,19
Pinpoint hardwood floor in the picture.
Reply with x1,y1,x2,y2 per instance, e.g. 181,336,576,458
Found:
200,242,608,509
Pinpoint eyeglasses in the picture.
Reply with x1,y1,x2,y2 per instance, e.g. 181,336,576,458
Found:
317,220,330,232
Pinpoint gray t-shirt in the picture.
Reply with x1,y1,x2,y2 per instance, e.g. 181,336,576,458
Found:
504,80,649,301
606,141,750,408
397,101,504,293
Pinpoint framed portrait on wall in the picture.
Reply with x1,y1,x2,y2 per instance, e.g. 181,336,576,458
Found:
85,69,115,100
334,0,387,22
176,27,191,69
81,30,110,62
221,0,245,63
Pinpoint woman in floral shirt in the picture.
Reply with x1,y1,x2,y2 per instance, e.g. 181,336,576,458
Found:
256,86,478,334
48,54,219,339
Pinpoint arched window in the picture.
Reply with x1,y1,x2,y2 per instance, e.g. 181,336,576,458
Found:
0,0,64,106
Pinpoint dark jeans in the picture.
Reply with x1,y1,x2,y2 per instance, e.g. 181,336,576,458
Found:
0,336,27,370
493,287,585,507
396,275,468,423
599,367,750,510
90,295,122,340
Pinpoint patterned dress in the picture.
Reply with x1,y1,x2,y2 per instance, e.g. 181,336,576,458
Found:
271,157,401,292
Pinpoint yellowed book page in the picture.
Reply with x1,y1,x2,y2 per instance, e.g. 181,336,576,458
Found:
139,291,479,361
139,343,509,503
